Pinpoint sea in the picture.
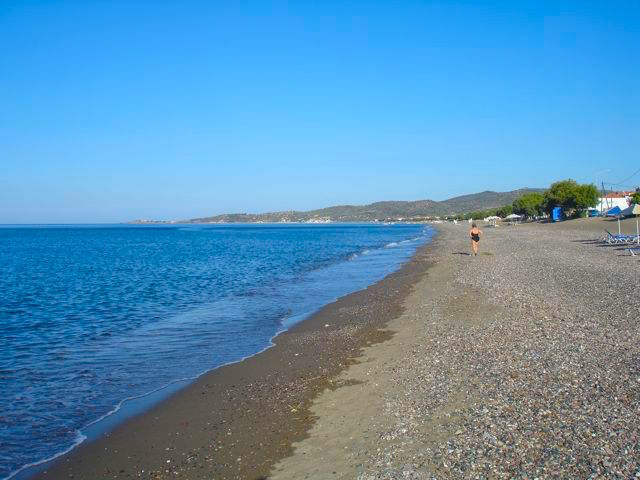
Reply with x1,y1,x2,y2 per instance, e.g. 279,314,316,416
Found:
0,223,433,479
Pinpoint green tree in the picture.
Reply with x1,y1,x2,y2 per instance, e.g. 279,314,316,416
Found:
631,191,640,205
496,204,513,217
542,179,598,213
574,184,599,210
512,192,545,218
466,209,488,220
543,179,579,211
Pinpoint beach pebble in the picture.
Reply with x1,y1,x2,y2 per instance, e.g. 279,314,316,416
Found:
352,223,640,479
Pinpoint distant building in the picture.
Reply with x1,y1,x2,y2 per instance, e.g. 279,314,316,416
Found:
597,191,633,212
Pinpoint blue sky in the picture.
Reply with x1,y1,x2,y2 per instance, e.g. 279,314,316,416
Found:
1,1,638,223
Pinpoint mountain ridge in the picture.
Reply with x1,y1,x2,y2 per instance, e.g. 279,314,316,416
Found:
131,188,544,224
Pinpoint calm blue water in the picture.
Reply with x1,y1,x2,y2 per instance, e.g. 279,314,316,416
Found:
0,223,432,479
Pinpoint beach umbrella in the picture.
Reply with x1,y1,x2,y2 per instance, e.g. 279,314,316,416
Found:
604,206,623,233
605,206,622,216
607,206,624,235
605,205,623,234
505,213,522,224
621,205,635,216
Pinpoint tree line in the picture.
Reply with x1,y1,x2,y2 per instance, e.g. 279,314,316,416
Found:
453,179,601,221
513,179,601,218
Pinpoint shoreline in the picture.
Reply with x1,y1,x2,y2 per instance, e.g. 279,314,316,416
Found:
29,229,440,480
271,217,640,478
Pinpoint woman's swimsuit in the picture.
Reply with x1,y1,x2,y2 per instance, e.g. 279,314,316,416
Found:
471,233,480,242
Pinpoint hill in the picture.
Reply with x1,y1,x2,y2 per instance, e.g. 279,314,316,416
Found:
165,188,544,223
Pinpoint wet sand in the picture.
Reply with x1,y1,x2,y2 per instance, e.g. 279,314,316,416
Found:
34,232,440,480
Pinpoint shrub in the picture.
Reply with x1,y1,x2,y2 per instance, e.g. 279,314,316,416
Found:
512,192,545,218
496,204,513,217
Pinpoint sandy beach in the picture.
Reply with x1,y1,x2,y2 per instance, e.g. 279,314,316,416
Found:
35,217,639,479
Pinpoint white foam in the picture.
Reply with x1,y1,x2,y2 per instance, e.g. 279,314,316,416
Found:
7,226,436,480
6,431,86,480
6,345,280,480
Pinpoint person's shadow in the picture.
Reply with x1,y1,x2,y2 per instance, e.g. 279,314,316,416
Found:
452,252,471,255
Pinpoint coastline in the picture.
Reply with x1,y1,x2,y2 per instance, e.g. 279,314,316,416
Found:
272,218,640,478
30,229,440,480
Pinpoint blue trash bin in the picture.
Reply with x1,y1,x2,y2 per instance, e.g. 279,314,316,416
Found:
552,207,564,222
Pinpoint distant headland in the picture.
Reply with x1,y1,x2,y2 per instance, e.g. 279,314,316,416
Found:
128,188,544,224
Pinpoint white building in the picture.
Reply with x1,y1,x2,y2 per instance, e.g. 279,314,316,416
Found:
596,192,633,212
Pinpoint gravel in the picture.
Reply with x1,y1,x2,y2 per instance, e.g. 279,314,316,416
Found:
355,222,640,479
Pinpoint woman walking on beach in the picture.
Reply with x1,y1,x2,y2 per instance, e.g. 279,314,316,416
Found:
469,222,482,256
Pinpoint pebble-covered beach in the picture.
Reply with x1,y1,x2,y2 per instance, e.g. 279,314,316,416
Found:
273,219,640,479
34,218,639,479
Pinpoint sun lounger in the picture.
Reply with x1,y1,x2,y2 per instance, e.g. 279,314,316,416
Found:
603,230,640,244
621,235,640,244
603,230,625,244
